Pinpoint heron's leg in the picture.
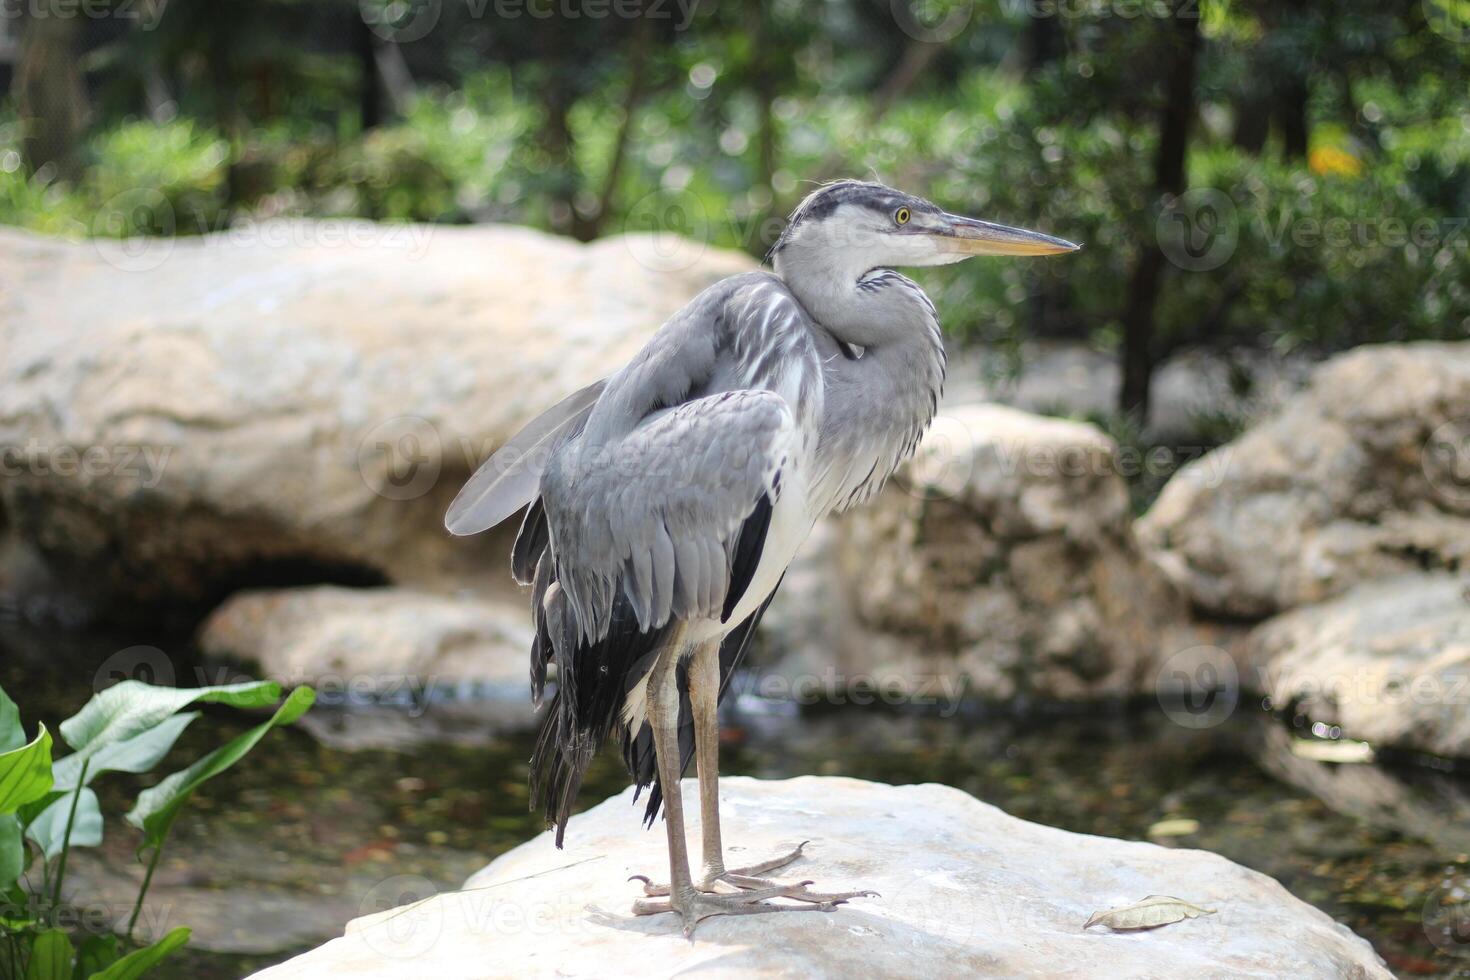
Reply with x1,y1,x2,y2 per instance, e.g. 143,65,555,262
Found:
689,640,728,885
633,641,877,912
630,642,855,936
632,643,695,905
688,643,804,885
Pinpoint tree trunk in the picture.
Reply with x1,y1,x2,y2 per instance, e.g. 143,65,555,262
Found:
873,40,941,120
1231,87,1269,154
534,15,593,242
1118,5,1201,422
588,15,653,240
11,2,89,176
1020,14,1063,74
1273,75,1309,159
357,13,382,132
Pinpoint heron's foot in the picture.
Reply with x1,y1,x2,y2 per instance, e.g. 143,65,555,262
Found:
629,841,877,906
630,840,807,896
715,872,879,905
632,884,847,937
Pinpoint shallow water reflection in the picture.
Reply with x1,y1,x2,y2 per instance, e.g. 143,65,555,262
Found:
2,625,1466,977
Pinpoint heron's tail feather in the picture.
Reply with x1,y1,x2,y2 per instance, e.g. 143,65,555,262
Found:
528,572,676,847
521,495,781,845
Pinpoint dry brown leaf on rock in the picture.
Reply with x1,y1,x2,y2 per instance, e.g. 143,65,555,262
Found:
1084,895,1218,931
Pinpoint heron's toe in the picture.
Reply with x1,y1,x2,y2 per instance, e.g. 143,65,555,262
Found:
633,887,848,937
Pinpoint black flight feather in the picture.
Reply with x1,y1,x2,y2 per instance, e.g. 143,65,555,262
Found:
523,493,781,846
721,493,773,622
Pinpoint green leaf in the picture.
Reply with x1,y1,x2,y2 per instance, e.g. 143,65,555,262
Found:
0,686,22,754
126,688,314,850
23,789,103,861
0,725,54,815
75,934,121,978
0,814,21,889
52,713,199,793
2,881,34,930
25,928,73,980
59,680,279,767
87,927,189,980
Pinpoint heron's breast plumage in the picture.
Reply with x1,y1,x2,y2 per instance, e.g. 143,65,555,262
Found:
807,270,947,515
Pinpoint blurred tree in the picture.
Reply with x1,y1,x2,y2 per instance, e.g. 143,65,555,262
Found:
10,1,89,175
1120,2,1201,420
0,0,1463,424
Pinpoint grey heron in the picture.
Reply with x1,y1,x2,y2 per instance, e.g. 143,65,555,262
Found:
445,180,1078,934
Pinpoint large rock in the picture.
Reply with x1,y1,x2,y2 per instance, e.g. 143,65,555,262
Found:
0,224,753,614
197,584,538,746
766,405,1189,701
250,776,1388,979
1244,572,1470,758
1139,342,1470,619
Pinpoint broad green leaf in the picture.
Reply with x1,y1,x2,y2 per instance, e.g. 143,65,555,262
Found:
0,725,54,815
23,788,103,860
76,934,121,977
0,814,20,888
25,928,73,980
52,713,199,792
2,881,35,930
88,926,190,980
127,688,315,849
59,680,279,767
0,686,21,754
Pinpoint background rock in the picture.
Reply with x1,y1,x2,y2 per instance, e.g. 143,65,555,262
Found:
0,224,753,616
198,584,538,746
1138,342,1470,619
1243,572,1470,758
250,776,1389,980
766,404,1190,701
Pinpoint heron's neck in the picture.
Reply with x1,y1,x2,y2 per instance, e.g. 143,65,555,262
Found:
775,245,893,347
775,250,945,375
776,254,947,511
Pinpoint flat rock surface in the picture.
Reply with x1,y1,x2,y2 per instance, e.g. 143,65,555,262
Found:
250,776,1388,979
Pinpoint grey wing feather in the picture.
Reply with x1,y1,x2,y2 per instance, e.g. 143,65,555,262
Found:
444,378,607,536
543,389,795,642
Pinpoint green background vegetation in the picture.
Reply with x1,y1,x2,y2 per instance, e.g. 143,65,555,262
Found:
2,0,1467,424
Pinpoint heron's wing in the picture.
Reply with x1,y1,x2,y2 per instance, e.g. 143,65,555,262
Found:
444,378,607,536
522,275,820,841
545,388,796,642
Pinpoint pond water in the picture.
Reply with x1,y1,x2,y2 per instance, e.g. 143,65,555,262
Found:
3,621,1468,979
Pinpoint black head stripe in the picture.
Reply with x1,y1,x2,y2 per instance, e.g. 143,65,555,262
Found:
771,180,917,256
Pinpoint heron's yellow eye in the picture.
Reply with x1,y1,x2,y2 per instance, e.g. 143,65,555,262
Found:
895,207,910,225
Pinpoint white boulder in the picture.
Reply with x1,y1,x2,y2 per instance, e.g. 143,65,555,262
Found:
0,223,752,613
197,584,539,746
249,776,1388,979
1139,342,1470,619
767,405,1190,701
1244,572,1470,758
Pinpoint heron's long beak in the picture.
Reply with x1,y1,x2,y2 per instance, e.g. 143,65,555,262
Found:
935,213,1081,257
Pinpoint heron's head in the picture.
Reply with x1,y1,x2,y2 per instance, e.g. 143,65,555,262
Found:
770,180,1079,276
